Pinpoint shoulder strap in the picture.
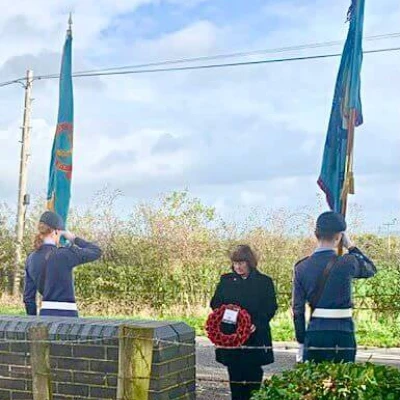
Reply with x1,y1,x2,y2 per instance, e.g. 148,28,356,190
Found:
309,255,338,313
38,248,56,295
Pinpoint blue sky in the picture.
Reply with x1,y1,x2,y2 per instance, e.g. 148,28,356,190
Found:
0,0,399,233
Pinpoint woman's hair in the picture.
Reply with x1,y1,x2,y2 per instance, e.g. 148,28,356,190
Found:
230,244,258,270
34,222,54,250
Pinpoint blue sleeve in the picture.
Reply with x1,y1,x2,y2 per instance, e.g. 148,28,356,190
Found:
292,266,306,344
348,247,377,278
23,259,37,316
64,237,102,268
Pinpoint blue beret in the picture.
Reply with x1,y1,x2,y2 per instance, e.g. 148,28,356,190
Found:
39,211,64,230
316,211,346,234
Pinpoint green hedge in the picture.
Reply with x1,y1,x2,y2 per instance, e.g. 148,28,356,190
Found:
1,190,399,319
252,362,400,399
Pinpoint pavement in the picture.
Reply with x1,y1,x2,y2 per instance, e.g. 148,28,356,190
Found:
195,337,400,400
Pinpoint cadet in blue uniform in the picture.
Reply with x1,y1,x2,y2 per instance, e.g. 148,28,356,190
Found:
23,211,102,317
292,211,376,363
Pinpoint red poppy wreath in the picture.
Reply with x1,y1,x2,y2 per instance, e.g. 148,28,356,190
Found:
205,304,252,347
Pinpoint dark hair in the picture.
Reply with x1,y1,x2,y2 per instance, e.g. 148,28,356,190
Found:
230,245,258,270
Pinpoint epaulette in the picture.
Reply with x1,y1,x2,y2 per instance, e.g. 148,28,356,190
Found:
294,256,309,267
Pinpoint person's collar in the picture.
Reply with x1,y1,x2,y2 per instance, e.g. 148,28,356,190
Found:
314,247,336,254
43,238,57,246
235,269,255,279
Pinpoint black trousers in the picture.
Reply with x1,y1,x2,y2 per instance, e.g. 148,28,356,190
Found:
304,330,356,363
227,364,263,400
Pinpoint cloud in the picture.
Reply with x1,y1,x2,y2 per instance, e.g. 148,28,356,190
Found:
151,133,185,154
96,150,137,170
0,0,398,231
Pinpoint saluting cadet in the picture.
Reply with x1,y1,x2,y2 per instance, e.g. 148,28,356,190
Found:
23,211,102,317
292,211,376,363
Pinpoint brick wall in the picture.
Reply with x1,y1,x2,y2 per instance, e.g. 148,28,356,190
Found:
0,316,196,400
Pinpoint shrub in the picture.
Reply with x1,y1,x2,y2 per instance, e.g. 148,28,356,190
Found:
1,189,399,320
252,362,400,399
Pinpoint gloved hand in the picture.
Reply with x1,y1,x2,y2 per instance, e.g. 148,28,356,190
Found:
296,344,304,363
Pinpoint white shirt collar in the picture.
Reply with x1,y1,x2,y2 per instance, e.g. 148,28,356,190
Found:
314,247,335,254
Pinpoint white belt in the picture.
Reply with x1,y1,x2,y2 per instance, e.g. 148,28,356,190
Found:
312,308,352,318
41,301,77,311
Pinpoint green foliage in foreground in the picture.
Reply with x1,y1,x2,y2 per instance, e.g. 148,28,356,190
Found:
252,362,400,399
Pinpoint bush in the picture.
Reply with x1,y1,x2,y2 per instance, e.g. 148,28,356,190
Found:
1,189,400,320
252,362,400,399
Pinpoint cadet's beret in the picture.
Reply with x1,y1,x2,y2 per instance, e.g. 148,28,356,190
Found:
316,211,346,234
39,211,64,230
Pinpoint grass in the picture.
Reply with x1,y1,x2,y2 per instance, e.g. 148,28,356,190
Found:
163,312,400,348
0,305,25,316
2,303,399,347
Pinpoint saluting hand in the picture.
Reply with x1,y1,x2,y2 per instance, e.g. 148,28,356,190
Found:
61,231,76,242
341,232,354,249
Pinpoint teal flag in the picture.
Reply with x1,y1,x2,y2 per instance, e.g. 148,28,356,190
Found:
47,25,73,226
318,0,364,212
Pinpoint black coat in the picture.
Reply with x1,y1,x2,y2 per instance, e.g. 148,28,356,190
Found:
210,269,278,366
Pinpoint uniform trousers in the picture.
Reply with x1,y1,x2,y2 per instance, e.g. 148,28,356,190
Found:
304,330,356,363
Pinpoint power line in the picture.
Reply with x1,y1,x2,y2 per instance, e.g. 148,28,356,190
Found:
41,31,400,79
32,45,400,81
1,44,399,89
34,31,400,80
0,78,25,88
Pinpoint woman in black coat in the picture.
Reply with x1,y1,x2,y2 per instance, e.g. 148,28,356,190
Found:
210,245,278,400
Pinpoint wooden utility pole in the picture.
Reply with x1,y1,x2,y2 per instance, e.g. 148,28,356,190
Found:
383,219,397,254
13,69,33,296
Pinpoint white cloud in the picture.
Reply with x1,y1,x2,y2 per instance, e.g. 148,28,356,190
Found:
0,0,398,230
240,190,268,206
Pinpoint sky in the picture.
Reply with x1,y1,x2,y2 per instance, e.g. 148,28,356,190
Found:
0,0,399,232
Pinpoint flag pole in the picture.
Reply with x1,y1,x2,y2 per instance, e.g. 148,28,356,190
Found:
68,12,72,34
46,14,74,228
339,108,356,255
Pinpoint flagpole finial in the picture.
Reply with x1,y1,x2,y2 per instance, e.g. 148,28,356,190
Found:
68,13,73,33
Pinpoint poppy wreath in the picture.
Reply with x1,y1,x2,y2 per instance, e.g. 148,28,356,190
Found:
205,304,252,347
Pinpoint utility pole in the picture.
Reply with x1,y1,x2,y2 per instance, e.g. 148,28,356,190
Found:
382,218,397,255
13,70,33,297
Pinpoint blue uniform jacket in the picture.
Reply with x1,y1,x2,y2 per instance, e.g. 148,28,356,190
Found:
292,247,376,343
23,237,102,316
